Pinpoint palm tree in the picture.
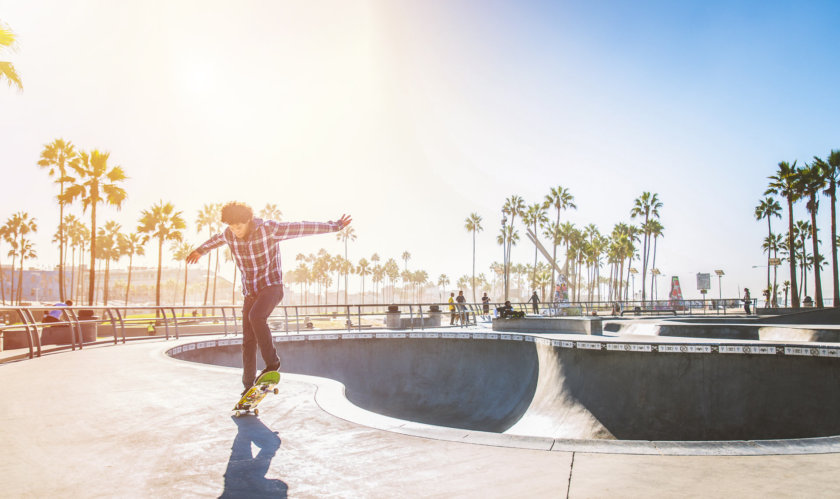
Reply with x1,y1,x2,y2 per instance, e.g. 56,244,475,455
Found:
464,213,483,303
38,138,77,301
336,226,357,303
138,201,186,310
766,161,801,308
0,221,9,304
6,212,37,304
118,231,147,306
437,274,449,302
544,186,576,292
173,242,194,311
754,196,782,296
646,220,664,301
797,162,826,307
523,203,549,290
794,220,812,298
0,20,23,91
258,203,283,221
68,218,89,302
630,192,662,304
96,220,122,305
195,203,221,311
357,258,370,304
818,150,840,306
502,195,525,300
16,240,36,303
60,150,128,305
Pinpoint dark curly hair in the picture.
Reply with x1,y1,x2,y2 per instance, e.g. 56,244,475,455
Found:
220,201,254,225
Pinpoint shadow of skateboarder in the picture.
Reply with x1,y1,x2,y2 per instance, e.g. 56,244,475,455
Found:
220,416,287,498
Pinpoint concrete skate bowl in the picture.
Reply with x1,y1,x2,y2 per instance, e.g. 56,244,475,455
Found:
167,334,840,454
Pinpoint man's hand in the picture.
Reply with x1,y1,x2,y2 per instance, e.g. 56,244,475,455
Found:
185,250,203,265
335,214,352,229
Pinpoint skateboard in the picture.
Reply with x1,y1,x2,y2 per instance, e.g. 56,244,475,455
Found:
233,370,281,417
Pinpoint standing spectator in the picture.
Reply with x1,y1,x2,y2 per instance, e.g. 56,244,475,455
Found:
456,290,467,324
481,292,491,319
530,290,540,314
743,288,751,315
448,292,457,325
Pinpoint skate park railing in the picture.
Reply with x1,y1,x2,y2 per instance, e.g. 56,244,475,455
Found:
0,298,753,361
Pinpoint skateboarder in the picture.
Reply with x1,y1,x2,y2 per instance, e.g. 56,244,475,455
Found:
186,201,351,394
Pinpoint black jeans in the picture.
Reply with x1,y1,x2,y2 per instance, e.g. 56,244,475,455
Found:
241,285,284,389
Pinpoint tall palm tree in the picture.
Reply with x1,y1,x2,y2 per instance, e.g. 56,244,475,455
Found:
793,220,812,298
138,201,186,310
0,20,23,91
0,221,9,304
818,150,840,306
502,195,525,300
118,231,147,305
60,150,128,305
195,203,221,311
69,218,89,302
544,186,576,292
357,258,370,304
16,240,36,303
766,161,801,308
336,226,357,304
647,220,664,301
96,220,121,305
464,213,483,303
754,196,782,297
38,138,77,301
437,274,450,302
7,212,37,304
523,203,549,290
173,242,194,311
797,162,826,307
630,192,662,303
258,203,283,221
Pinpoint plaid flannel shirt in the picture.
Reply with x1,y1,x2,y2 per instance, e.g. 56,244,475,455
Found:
195,218,340,297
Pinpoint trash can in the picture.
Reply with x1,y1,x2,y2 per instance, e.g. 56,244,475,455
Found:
385,305,401,329
77,310,99,342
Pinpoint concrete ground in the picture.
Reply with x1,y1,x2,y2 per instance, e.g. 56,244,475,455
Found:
2,333,840,498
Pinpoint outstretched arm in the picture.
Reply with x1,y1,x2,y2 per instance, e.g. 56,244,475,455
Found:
266,214,353,242
186,233,226,264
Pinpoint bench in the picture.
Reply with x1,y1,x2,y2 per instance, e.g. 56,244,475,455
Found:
620,308,677,317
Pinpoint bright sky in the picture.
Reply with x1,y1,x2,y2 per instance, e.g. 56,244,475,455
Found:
2,0,840,300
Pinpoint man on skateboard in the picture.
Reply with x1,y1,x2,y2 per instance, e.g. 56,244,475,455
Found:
186,201,352,395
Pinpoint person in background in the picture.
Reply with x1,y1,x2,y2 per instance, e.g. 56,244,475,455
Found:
448,292,457,325
529,290,540,314
481,292,491,319
743,288,752,315
43,300,72,323
456,290,467,325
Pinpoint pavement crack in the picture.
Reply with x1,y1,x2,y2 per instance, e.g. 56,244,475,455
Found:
566,451,575,499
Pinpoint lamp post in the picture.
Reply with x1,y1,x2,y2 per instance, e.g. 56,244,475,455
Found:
629,268,638,303
714,269,725,305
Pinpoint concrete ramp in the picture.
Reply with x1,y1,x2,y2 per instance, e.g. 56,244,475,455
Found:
171,335,840,441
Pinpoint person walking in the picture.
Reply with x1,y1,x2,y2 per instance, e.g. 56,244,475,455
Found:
448,292,457,325
530,290,540,314
186,201,351,395
743,288,752,315
455,290,468,325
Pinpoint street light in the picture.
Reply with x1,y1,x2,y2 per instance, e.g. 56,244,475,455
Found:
715,269,724,305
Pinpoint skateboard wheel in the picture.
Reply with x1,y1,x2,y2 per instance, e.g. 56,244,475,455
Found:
273,388,279,395
253,408,259,417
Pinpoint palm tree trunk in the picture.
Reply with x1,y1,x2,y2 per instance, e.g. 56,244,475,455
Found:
810,198,824,307
472,230,477,303
125,254,133,306
58,187,65,301
787,198,800,308
103,259,110,305
766,217,772,296
184,261,190,311
0,250,6,305
88,205,97,306
156,237,164,309
831,187,839,307
641,217,649,303
17,254,24,304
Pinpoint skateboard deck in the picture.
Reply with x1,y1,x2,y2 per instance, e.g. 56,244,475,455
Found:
233,370,281,417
